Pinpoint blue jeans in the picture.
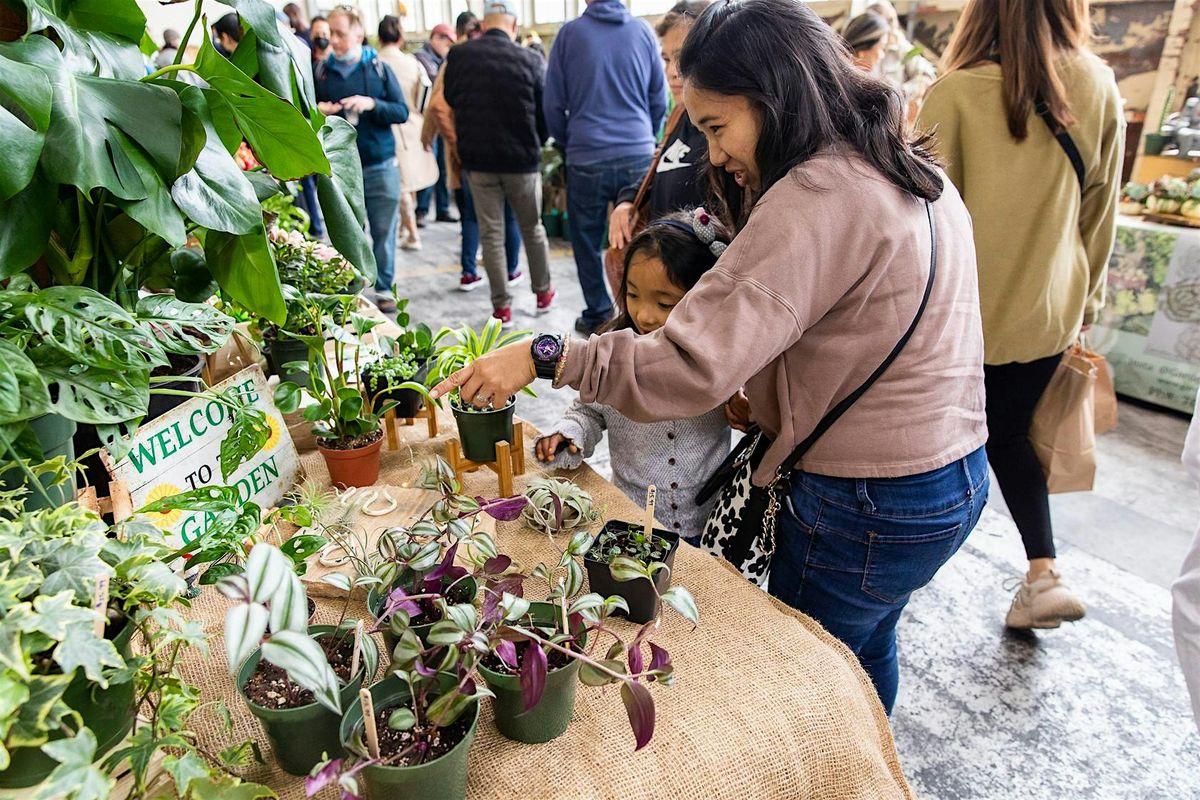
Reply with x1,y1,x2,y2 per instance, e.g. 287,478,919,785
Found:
458,175,520,278
416,136,451,218
768,447,989,713
566,154,652,325
298,175,325,237
362,159,401,294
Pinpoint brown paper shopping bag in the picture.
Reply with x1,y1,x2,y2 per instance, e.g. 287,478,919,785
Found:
1088,347,1119,435
1030,346,1098,494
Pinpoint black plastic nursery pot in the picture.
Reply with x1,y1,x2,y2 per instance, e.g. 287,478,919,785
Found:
237,624,379,776
0,412,77,511
477,602,585,744
265,337,310,389
0,620,136,789
584,521,680,625
368,576,479,658
360,361,430,420
451,397,515,463
340,673,478,800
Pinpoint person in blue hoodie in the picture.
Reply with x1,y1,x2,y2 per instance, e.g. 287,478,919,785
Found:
544,0,668,334
315,6,408,313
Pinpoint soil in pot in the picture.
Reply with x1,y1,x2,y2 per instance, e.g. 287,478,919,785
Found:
477,603,584,743
318,429,384,489
584,521,680,625
450,396,515,463
242,632,355,710
371,702,474,766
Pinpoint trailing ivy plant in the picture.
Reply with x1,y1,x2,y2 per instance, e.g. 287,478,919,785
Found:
0,0,376,322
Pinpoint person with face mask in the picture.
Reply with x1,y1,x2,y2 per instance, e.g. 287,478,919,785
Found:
314,6,409,312
310,16,331,63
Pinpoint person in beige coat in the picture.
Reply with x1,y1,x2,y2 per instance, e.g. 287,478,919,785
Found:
378,15,439,252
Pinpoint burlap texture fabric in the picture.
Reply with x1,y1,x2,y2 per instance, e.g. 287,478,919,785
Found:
178,418,914,799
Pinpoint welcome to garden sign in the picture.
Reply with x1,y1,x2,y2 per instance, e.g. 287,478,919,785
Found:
106,365,299,547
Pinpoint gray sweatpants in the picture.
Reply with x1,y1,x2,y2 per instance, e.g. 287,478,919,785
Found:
467,170,552,310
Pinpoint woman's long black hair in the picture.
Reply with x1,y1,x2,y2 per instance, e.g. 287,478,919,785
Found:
679,0,942,229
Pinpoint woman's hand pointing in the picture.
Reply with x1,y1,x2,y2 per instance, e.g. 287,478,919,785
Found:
429,341,539,407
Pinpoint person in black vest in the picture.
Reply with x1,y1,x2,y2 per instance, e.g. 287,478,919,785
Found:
442,0,555,327
314,6,408,312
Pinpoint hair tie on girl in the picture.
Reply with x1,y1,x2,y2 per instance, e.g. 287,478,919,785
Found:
691,207,728,257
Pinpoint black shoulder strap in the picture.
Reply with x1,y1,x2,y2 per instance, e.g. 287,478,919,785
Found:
781,200,937,472
1036,102,1086,191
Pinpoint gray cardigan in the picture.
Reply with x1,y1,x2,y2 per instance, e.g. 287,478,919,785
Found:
536,400,731,542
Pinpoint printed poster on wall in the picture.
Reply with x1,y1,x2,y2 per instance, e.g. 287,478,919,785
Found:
105,365,299,547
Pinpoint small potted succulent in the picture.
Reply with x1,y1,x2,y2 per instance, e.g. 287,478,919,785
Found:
220,542,379,776
427,319,534,463
273,297,409,488
361,299,449,420
259,228,362,386
521,476,600,535
1146,176,1189,214
1119,181,1150,216
585,521,681,624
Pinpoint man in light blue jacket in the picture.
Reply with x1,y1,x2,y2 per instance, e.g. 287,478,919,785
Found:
544,0,667,334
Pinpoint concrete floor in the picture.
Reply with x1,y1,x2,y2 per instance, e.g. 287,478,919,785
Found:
386,218,1200,799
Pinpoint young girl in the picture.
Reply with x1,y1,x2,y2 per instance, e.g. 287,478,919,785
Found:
535,208,733,544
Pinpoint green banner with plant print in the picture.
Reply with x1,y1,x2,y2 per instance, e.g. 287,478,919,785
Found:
1092,216,1200,414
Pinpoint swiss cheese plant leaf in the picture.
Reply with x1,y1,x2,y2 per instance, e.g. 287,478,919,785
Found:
0,50,51,201
0,340,50,424
218,402,270,482
40,359,149,426
135,295,234,355
24,286,166,369
0,169,53,275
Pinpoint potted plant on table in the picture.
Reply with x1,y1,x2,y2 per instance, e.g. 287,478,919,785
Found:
220,542,379,777
585,520,682,625
361,299,449,420
427,319,534,463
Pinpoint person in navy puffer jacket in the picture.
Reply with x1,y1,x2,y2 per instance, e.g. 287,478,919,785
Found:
544,0,668,335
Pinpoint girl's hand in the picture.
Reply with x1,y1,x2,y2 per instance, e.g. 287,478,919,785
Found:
429,341,537,407
608,202,636,250
725,389,753,432
536,433,579,462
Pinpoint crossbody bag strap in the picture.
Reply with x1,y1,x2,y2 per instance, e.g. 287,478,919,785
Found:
1035,102,1086,191
781,199,938,471
630,104,686,215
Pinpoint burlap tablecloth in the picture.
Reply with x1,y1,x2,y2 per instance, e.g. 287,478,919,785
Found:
179,415,914,800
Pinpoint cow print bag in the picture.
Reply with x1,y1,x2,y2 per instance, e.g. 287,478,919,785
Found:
697,201,939,588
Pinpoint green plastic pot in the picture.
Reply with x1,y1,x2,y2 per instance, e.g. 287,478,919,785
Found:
0,620,136,789
1145,132,1169,156
237,624,379,776
541,210,563,238
368,576,479,659
0,413,77,511
585,521,680,624
451,398,515,463
477,602,585,743
266,337,311,388
340,673,477,800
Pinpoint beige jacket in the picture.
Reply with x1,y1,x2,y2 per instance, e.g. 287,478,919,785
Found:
377,44,438,193
421,68,463,190
917,53,1125,365
560,150,988,483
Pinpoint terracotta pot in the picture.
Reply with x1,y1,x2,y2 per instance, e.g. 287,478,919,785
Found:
318,434,383,489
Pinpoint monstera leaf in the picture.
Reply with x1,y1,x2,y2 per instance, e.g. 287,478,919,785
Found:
0,52,51,201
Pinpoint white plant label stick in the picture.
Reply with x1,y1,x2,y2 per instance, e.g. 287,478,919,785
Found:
350,620,364,679
643,485,656,538
92,574,110,637
360,687,380,759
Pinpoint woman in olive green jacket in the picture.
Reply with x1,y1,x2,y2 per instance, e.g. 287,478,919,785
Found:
918,0,1124,631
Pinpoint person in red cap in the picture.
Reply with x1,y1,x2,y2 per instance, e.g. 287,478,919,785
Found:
414,23,458,225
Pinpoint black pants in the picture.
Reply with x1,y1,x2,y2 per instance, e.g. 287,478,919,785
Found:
983,353,1063,561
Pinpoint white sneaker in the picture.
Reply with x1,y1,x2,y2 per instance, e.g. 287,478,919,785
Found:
400,237,422,252
1004,569,1086,629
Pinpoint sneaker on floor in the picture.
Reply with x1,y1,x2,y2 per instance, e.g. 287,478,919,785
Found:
458,274,483,292
574,315,608,335
1004,569,1087,629
536,287,556,315
401,237,422,252
492,306,513,329
376,296,398,314
436,212,460,223
415,216,428,229
508,269,524,286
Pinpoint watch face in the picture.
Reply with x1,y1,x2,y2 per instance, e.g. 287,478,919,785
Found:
532,335,561,361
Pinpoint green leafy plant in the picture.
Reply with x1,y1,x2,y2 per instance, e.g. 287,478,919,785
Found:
0,0,375,323
521,477,600,536
427,319,535,412
261,190,311,234
0,500,273,799
587,525,671,566
255,226,361,342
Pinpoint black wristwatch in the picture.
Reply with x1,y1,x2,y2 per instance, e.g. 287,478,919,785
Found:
530,333,564,380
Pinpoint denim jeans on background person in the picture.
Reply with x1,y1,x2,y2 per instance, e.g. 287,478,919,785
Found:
416,136,451,219
457,177,521,278
767,446,989,714
362,159,401,295
566,154,652,327
298,175,325,238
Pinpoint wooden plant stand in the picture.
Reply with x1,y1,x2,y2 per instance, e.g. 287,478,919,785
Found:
76,481,133,522
444,422,526,497
383,403,439,449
